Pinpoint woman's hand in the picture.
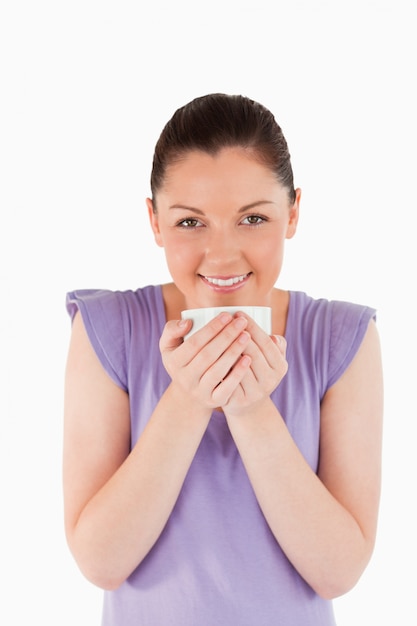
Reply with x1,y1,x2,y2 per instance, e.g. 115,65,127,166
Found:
222,313,288,417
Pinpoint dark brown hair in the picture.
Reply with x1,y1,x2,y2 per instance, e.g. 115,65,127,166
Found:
150,93,296,209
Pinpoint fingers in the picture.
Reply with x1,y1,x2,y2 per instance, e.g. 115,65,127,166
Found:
160,312,253,409
271,334,287,369
244,334,287,383
211,353,252,406
187,315,248,370
235,313,287,366
181,312,238,354
271,334,287,355
200,330,251,389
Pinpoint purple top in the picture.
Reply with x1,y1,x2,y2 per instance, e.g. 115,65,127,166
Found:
66,285,376,626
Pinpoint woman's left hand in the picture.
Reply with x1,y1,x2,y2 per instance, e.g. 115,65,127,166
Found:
222,313,288,417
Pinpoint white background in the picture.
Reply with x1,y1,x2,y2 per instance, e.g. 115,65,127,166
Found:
1,1,415,623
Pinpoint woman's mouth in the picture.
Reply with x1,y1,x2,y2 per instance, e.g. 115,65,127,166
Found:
200,273,251,291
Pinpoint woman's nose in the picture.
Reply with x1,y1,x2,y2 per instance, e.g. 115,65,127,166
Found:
204,230,241,266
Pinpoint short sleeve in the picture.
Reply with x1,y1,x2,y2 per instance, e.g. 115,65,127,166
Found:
327,300,376,389
66,289,128,391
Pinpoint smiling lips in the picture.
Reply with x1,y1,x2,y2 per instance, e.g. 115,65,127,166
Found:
201,273,251,290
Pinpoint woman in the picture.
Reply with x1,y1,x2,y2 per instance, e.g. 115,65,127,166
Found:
64,93,383,625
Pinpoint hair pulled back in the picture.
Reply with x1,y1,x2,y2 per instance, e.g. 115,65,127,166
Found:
150,93,296,208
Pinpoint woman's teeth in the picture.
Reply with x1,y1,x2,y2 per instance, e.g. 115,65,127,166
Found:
204,274,248,287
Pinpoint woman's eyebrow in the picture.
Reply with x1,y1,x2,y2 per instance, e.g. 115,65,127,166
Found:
168,200,274,214
238,200,274,213
169,204,205,214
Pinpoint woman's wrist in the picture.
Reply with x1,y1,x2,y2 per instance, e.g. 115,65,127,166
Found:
164,381,213,424
223,396,278,424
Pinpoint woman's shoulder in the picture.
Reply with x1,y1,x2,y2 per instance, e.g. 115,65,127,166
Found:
65,284,165,391
287,290,377,390
66,284,164,321
288,290,376,323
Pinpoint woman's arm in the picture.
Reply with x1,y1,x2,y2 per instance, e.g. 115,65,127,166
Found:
63,313,212,590
224,319,383,599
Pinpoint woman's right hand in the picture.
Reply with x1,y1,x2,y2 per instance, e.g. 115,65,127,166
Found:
159,312,252,411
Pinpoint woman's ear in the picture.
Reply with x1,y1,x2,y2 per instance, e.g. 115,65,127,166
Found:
286,188,301,240
146,198,164,247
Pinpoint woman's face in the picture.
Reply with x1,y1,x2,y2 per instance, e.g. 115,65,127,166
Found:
147,147,300,309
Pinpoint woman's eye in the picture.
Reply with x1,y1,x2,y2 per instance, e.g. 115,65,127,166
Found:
177,218,202,228
241,215,266,226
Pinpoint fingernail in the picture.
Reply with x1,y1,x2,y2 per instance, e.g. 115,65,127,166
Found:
234,317,247,330
219,312,232,324
178,319,189,328
238,330,250,344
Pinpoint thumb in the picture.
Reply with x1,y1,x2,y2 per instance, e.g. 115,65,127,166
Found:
160,319,193,352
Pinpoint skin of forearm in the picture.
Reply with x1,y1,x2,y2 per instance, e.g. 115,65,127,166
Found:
69,383,212,591
225,398,374,600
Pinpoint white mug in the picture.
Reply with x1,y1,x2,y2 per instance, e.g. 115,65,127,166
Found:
181,306,272,337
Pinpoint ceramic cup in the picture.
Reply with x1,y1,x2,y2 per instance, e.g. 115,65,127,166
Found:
181,306,272,337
